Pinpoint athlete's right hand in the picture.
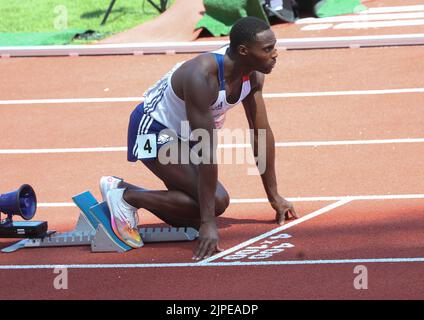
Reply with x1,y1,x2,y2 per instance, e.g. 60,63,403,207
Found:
193,220,223,261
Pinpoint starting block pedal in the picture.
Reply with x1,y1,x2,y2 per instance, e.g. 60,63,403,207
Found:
1,191,198,253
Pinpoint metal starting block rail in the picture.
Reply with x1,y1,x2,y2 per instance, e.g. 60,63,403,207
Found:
1,191,198,253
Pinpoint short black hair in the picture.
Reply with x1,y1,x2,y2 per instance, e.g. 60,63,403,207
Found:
229,16,270,51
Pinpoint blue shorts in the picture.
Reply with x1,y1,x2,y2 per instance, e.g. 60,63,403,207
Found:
127,102,174,162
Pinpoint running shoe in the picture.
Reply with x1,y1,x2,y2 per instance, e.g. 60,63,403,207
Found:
106,188,143,248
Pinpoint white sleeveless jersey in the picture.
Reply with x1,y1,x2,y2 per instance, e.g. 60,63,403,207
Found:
141,46,252,140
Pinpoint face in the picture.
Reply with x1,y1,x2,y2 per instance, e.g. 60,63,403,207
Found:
243,29,278,74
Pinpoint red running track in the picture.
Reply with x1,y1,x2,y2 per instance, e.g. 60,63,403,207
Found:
0,28,423,299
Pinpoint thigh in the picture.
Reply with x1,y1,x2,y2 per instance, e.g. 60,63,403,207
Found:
142,154,228,203
127,107,228,201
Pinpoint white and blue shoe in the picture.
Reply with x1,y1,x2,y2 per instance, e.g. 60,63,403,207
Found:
100,176,143,248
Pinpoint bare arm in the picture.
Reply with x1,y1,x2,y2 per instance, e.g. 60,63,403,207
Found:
242,72,298,224
183,67,221,260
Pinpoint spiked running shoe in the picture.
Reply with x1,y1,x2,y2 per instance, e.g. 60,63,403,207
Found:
106,188,143,248
100,176,140,230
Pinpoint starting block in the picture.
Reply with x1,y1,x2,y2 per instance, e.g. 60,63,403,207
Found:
1,191,198,253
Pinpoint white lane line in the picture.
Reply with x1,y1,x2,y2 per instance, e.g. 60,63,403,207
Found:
276,138,424,147
199,199,352,264
334,19,424,30
0,97,143,105
232,194,424,203
0,257,423,270
38,202,76,207
264,88,424,98
0,147,127,154
362,5,424,14
1,88,423,105
302,24,333,31
2,138,424,154
37,193,424,208
296,11,424,24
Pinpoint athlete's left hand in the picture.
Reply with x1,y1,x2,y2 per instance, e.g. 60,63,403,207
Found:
270,196,299,225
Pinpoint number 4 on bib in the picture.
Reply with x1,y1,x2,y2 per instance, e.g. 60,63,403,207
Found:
135,134,157,159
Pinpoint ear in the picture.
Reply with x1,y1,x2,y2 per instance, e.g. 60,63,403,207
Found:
238,44,248,57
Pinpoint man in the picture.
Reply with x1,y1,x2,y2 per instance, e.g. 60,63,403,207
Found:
100,16,298,260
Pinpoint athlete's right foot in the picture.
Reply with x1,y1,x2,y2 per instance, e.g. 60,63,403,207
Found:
106,188,143,248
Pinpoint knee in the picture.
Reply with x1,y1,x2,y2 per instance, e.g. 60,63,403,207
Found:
215,191,230,216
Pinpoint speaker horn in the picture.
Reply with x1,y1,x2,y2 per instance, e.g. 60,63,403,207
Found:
0,184,37,222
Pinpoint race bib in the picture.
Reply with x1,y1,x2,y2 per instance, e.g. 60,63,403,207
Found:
135,134,157,159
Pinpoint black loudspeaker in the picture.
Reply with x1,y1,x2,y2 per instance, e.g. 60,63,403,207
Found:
0,185,47,238
0,184,37,220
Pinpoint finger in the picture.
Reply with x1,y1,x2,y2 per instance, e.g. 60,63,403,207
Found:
216,245,225,252
193,239,208,260
195,239,211,261
289,208,300,219
284,208,298,221
204,241,218,259
276,211,285,225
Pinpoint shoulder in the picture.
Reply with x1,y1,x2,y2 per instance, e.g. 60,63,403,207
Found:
171,53,220,105
181,53,219,88
179,54,220,105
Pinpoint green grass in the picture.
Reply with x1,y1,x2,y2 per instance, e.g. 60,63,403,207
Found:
0,0,174,42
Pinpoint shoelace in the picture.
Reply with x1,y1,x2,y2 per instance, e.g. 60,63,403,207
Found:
105,179,139,230
132,213,140,229
116,206,139,229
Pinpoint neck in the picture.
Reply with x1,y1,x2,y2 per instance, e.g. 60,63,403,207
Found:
225,48,252,81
